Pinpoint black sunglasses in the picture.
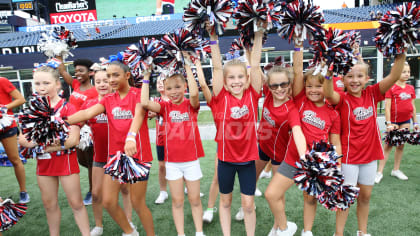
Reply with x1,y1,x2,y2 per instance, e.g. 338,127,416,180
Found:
268,81,290,90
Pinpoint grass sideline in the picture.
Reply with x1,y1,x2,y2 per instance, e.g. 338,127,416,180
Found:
1,141,420,235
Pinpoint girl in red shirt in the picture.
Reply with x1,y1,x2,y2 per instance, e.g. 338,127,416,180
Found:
0,77,28,203
376,62,419,183
324,53,406,236
19,65,90,236
67,61,154,236
138,53,205,236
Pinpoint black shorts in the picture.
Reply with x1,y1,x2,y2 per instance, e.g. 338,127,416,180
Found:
0,127,18,140
162,3,174,14
156,145,164,161
392,119,411,126
218,160,256,195
258,146,282,165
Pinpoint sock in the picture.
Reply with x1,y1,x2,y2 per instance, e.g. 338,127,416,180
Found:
206,207,214,212
196,232,204,236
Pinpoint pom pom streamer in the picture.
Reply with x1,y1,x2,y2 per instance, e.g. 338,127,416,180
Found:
77,125,93,151
183,0,234,36
38,26,77,59
405,130,420,145
374,1,420,57
309,28,357,76
0,198,27,232
0,107,14,132
383,128,410,146
104,151,152,184
18,95,69,147
348,30,361,47
274,0,325,44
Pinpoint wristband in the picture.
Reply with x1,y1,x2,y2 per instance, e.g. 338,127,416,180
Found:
61,145,65,150
325,76,331,80
386,121,392,125
127,132,137,137
355,52,360,56
247,65,251,69
414,123,419,126
387,125,394,129
126,137,136,144
156,8,162,13
142,79,150,84
210,40,218,45
294,47,303,51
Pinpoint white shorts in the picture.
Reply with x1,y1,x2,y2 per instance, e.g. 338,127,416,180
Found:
165,160,203,181
341,160,377,186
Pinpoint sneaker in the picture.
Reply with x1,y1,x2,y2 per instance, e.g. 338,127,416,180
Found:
276,221,297,236
390,170,408,180
268,227,278,236
122,229,139,236
203,207,217,223
255,188,262,197
356,230,371,236
301,229,313,236
90,226,103,236
19,191,30,204
83,191,92,206
195,232,206,236
154,191,168,204
235,207,244,221
260,170,272,179
374,172,383,184
184,187,204,198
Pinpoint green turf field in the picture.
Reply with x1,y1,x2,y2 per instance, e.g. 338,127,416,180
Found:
1,141,420,235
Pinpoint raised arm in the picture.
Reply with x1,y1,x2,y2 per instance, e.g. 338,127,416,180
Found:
56,56,74,86
249,29,264,92
195,59,212,103
140,73,161,113
323,71,341,105
67,103,105,125
206,22,223,96
6,89,25,110
124,103,146,157
379,53,406,95
292,40,304,97
184,55,199,109
44,125,81,153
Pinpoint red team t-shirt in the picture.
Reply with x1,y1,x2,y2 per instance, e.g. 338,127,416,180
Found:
158,98,204,162
333,76,345,92
336,84,384,164
69,80,98,110
81,98,108,163
284,90,340,168
37,99,80,176
100,87,153,163
209,87,261,163
0,77,18,129
153,97,165,147
385,84,415,123
258,86,301,163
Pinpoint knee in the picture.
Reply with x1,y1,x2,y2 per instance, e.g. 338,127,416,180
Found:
43,199,59,211
68,198,85,211
188,196,201,208
158,163,166,172
219,198,232,209
304,196,317,206
92,192,101,204
120,187,129,195
102,197,117,210
357,195,371,205
9,156,22,166
241,201,254,214
172,197,184,209
396,145,404,151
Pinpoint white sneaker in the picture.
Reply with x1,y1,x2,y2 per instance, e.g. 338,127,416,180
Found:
260,170,272,179
268,227,277,236
374,172,383,184
356,230,371,236
235,207,244,221
154,191,168,204
301,229,313,236
90,226,103,236
122,228,139,236
184,187,204,197
276,221,297,236
203,207,217,223
195,232,206,236
391,170,408,180
255,188,262,197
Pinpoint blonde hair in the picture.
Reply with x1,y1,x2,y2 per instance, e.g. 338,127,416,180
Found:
223,59,247,78
34,66,60,81
267,66,293,84
352,61,370,76
304,68,325,84
167,73,186,82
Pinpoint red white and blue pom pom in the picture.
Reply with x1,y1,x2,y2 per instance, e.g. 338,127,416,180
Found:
348,30,361,47
77,125,93,151
406,131,420,145
383,128,410,146
274,0,325,44
0,106,14,132
0,198,27,232
234,0,274,32
38,26,77,59
309,28,356,76
104,151,152,184
374,1,420,57
18,95,69,147
183,0,234,36
263,56,290,73
294,141,343,198
318,184,359,211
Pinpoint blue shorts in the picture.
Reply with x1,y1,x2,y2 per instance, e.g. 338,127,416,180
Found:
258,146,282,165
156,145,164,161
0,127,18,140
217,160,256,195
392,119,411,126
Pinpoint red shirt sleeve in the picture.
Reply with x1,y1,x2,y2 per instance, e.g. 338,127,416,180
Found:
262,84,270,97
370,83,385,102
385,87,392,98
410,85,416,99
330,111,341,134
158,100,167,116
287,104,301,128
1,77,16,94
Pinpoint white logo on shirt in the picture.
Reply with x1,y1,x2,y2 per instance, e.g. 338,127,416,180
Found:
263,107,275,127
302,110,325,130
71,91,87,100
95,113,107,123
112,107,133,119
231,105,249,119
169,111,190,123
336,79,344,88
353,107,373,121
399,92,411,100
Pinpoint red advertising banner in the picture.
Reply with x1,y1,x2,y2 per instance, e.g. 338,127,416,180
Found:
50,10,97,24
